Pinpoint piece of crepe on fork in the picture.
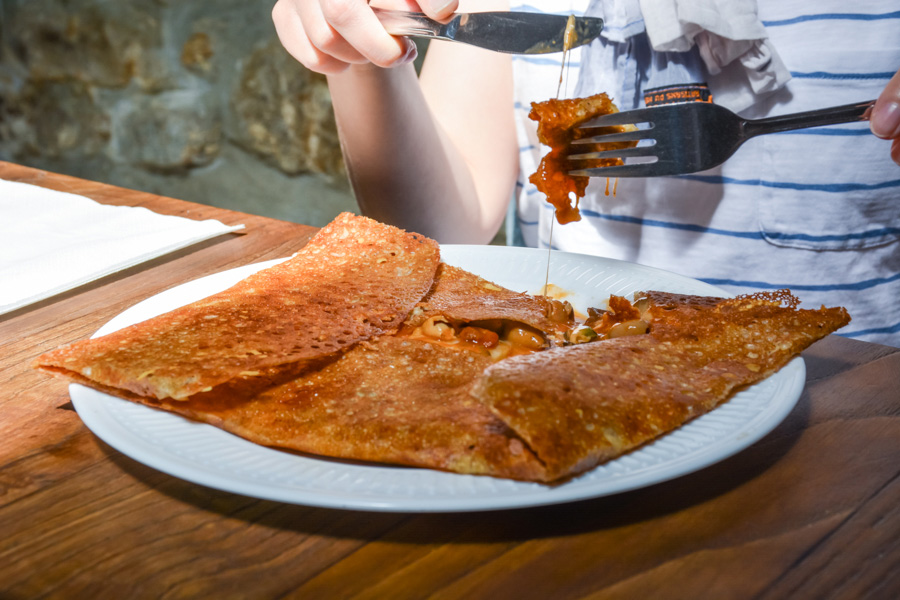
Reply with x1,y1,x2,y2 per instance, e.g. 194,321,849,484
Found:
35,213,440,401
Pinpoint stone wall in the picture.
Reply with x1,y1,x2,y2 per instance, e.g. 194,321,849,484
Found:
0,0,358,226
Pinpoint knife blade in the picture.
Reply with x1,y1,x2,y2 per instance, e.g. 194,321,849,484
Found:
373,9,604,55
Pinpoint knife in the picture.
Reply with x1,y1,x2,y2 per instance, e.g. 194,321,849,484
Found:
373,9,604,55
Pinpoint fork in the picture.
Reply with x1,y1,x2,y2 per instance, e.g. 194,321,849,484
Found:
567,100,875,177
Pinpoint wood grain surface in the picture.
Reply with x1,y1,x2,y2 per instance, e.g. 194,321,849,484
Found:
2,162,898,600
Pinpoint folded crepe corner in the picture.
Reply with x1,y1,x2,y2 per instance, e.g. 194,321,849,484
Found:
471,290,850,482
35,212,440,400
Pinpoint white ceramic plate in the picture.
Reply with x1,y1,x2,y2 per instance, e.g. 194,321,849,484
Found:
69,246,805,512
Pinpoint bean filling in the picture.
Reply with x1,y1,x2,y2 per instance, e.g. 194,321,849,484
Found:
403,316,549,359
402,296,650,358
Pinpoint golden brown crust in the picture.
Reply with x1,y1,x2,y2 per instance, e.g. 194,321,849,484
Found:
34,213,440,400
409,263,569,344
471,291,850,481
144,337,548,481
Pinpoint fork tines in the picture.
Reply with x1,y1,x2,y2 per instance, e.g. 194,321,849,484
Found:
576,108,656,129
568,108,661,177
567,110,661,177
567,98,876,178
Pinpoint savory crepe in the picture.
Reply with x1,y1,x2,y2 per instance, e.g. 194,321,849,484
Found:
471,290,851,481
52,262,565,481
402,263,574,354
34,210,851,484
139,336,548,482
415,263,565,331
35,213,440,400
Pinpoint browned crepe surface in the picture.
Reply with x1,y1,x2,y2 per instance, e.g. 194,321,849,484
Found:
35,213,440,400
143,336,548,481
410,263,568,344
471,291,851,482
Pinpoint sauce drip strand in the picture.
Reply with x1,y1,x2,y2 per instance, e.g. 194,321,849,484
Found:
556,15,577,98
543,14,578,294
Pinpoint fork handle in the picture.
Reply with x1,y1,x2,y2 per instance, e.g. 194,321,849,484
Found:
743,100,875,137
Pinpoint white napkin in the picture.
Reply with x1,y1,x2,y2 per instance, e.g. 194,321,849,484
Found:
639,0,791,111
0,179,244,315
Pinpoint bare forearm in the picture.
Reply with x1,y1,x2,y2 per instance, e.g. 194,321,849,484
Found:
273,0,517,243
328,63,502,243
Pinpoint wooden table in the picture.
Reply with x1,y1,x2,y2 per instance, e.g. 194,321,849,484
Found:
3,162,899,599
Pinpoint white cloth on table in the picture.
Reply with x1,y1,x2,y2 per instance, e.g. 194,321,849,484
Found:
0,178,243,315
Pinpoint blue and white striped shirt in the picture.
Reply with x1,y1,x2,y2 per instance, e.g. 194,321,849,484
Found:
511,0,900,346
